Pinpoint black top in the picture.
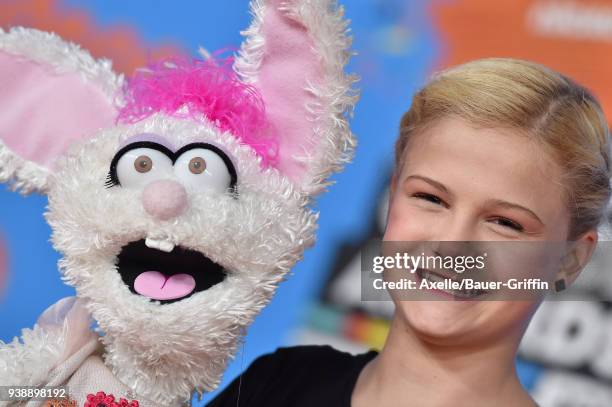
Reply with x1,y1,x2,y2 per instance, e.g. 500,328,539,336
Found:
206,345,379,407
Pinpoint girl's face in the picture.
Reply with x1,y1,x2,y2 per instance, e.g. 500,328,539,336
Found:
383,115,572,345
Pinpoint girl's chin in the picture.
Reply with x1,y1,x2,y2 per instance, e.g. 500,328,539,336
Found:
396,301,494,341
396,300,535,345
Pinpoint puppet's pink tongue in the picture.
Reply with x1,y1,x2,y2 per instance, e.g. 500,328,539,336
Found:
134,271,196,300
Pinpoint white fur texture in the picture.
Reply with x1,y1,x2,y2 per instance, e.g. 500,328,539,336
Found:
0,325,65,391
0,27,123,100
0,140,49,194
0,0,356,405
0,27,123,195
235,0,359,197
45,114,317,405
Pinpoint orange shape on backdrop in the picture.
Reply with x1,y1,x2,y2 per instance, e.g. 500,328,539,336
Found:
343,313,369,343
430,0,612,121
0,0,182,75
0,0,182,299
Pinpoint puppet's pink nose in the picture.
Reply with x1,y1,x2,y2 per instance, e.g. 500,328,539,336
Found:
142,179,188,221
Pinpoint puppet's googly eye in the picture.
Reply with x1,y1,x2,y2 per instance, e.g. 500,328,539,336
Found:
188,157,206,174
134,155,153,173
116,148,173,188
174,148,234,193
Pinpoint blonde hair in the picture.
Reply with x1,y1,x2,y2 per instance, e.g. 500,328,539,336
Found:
395,58,611,240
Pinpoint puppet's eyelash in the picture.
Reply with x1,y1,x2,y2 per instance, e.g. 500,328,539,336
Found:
105,172,118,188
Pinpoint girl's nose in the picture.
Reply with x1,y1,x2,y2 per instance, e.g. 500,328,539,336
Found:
141,179,188,221
434,212,475,243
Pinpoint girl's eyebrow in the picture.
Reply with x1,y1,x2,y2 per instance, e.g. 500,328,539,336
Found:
483,198,544,225
118,133,176,152
403,174,453,198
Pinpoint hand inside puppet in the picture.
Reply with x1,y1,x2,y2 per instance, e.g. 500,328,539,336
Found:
0,0,358,405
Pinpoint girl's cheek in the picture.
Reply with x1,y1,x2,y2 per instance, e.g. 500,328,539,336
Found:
384,201,434,240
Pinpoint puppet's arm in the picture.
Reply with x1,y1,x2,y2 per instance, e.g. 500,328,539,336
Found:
0,297,99,400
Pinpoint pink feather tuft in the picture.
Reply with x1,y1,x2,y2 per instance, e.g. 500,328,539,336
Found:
117,56,278,168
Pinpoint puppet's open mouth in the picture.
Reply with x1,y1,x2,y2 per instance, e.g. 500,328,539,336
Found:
116,239,226,304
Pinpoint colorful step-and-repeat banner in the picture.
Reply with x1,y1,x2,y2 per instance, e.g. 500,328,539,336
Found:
0,1,610,405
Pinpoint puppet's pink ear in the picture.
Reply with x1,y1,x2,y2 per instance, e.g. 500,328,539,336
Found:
234,0,359,198
0,27,122,194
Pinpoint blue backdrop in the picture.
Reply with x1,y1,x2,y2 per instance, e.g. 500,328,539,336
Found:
1,1,610,406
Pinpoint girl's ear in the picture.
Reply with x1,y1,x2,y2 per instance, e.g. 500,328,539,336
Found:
558,231,598,286
234,0,359,199
0,27,123,195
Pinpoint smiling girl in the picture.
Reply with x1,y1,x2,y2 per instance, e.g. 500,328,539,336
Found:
352,57,610,407
208,58,611,407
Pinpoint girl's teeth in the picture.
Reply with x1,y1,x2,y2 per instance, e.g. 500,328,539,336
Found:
420,269,484,298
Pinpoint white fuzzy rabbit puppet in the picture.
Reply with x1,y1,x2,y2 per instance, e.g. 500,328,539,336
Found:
0,0,358,405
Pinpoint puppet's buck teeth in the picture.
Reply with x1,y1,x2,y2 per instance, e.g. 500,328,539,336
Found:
145,237,175,253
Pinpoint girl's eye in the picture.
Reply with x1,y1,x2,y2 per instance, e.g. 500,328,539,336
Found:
491,217,524,232
412,193,445,206
410,191,525,232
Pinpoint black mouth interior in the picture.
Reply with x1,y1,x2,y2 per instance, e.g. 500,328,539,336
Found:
116,239,226,304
